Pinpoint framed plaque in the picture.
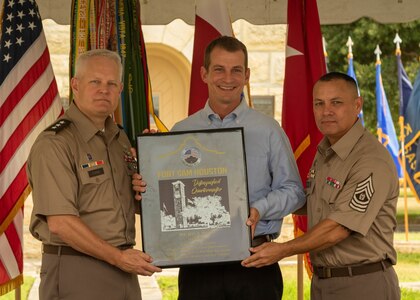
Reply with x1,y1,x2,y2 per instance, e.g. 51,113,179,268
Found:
136,128,251,268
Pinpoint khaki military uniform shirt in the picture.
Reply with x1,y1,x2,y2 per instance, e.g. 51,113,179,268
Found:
306,119,398,267
28,103,137,247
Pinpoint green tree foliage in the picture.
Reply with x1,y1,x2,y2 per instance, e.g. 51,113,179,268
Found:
322,18,420,134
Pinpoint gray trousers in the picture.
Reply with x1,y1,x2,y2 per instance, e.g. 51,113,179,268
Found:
39,253,141,300
311,266,400,300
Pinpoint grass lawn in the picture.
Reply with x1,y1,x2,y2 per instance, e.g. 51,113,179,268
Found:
396,196,420,229
2,277,35,300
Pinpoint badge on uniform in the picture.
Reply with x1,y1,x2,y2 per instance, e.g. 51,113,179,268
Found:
124,150,137,171
81,160,105,169
325,176,341,189
349,173,375,213
307,168,316,179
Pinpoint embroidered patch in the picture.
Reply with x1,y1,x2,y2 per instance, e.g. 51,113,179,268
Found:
349,174,375,213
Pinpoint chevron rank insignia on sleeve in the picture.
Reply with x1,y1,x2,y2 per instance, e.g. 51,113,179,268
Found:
349,173,375,213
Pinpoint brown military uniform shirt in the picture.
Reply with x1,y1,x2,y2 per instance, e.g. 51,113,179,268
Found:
306,119,398,267
28,103,137,247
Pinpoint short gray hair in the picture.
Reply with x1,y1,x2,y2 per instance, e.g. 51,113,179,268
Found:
75,49,123,80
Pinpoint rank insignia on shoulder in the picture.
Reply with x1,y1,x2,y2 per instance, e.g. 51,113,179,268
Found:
45,119,71,132
349,173,375,213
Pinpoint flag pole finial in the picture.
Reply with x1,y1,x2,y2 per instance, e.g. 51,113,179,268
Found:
393,33,402,56
374,45,382,63
322,36,328,58
346,36,354,59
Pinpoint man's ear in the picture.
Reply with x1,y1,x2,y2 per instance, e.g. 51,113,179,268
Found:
245,68,250,85
356,96,363,113
70,77,79,95
200,66,208,84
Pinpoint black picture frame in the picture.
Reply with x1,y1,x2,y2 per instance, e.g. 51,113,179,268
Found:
136,128,251,268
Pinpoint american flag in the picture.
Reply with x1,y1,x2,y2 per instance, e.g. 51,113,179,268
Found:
0,0,62,294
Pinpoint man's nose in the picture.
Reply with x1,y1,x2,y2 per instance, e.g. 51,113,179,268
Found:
98,84,110,93
323,104,333,115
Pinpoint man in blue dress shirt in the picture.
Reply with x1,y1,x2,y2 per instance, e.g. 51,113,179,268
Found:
168,36,305,300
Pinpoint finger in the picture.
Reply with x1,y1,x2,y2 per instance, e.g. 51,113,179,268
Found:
241,254,257,266
132,173,142,180
246,217,253,226
130,147,137,158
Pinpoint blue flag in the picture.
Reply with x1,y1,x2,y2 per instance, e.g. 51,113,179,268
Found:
397,55,413,116
347,56,364,125
403,71,420,201
375,62,403,178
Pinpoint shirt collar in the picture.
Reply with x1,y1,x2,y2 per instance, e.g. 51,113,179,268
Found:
202,98,249,123
66,103,119,142
318,119,364,160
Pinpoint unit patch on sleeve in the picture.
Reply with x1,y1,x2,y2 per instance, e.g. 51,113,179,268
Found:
349,173,375,213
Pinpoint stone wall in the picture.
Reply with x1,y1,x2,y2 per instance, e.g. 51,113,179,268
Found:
43,19,287,123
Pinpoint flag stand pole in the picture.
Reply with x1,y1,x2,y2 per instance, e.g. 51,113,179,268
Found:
399,117,410,241
297,254,304,300
15,286,21,300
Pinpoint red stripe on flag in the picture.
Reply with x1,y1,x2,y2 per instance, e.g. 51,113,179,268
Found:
0,47,50,127
188,15,222,115
0,166,27,227
5,220,23,273
0,260,8,284
0,80,58,174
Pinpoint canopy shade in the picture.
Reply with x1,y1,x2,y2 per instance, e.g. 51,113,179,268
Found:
11,0,420,26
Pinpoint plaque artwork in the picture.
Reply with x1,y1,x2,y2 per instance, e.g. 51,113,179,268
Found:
137,128,250,267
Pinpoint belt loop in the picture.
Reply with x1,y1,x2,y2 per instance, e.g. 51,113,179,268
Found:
325,268,331,278
380,260,386,271
58,246,62,256
348,266,353,277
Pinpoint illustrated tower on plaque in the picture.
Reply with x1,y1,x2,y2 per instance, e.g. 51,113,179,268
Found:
173,180,187,229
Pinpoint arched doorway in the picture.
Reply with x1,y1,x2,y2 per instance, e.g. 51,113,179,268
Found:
146,43,191,130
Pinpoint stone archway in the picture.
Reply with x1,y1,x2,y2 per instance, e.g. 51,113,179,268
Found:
146,43,191,130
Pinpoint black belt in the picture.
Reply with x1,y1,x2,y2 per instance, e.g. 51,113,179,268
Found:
251,235,272,247
313,259,393,279
42,244,133,256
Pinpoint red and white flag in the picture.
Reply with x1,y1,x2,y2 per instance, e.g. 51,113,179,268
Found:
188,0,233,115
281,0,326,275
0,0,62,294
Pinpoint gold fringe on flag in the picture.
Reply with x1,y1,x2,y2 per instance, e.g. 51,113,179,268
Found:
0,274,23,296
